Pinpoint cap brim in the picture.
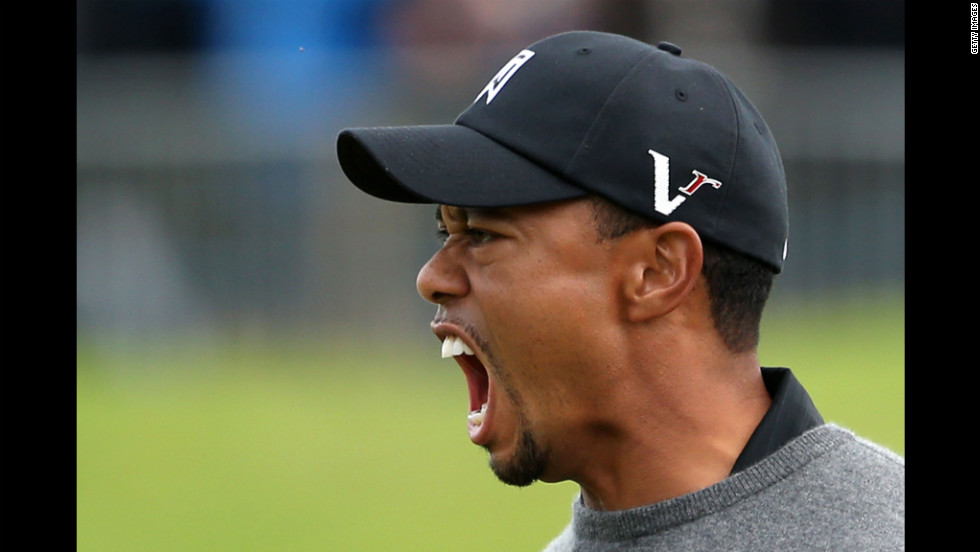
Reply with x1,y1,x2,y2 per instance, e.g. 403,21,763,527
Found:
337,124,586,207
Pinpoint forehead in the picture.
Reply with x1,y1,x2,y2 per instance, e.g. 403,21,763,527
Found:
437,204,499,220
434,201,587,225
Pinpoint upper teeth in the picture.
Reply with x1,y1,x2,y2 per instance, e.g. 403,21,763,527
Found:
441,335,475,358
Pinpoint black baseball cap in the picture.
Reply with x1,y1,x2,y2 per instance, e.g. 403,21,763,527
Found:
337,31,789,272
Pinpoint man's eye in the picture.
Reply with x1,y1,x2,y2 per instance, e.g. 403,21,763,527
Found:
465,227,497,245
433,226,497,245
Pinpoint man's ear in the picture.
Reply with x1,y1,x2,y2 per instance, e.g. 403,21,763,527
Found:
619,222,703,323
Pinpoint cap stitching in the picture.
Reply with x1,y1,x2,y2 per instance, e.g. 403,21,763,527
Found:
702,67,742,237
565,49,657,176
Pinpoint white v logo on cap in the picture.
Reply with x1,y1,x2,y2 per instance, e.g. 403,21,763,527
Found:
649,149,723,216
649,149,685,216
475,50,535,105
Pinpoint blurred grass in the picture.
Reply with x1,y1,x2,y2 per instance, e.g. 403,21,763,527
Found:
759,287,904,455
77,290,903,552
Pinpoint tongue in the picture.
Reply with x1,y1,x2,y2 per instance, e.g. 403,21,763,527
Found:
454,354,489,415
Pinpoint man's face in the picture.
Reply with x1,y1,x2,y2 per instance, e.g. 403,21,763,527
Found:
417,198,621,486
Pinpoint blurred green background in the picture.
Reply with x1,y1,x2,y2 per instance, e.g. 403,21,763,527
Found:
77,1,903,551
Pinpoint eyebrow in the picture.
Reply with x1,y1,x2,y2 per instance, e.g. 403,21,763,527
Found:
434,205,513,224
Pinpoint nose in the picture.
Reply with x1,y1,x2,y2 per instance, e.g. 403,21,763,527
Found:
417,245,470,304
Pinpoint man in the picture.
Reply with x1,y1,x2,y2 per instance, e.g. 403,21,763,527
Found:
336,31,904,551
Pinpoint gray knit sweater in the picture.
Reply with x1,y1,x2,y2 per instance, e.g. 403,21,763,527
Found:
542,424,904,551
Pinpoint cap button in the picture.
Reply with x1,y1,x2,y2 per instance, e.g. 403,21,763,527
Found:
657,42,682,56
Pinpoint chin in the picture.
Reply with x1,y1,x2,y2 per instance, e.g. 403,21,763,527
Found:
488,428,547,487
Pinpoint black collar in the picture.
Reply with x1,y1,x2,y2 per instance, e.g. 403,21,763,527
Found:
730,367,824,474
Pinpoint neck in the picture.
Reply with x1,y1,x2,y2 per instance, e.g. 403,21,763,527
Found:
572,350,772,511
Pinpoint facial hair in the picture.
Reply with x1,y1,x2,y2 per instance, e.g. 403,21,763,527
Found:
487,421,546,487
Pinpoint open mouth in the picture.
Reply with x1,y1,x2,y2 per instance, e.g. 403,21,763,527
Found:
441,335,490,438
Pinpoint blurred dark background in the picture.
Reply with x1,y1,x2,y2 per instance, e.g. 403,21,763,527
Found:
76,0,905,348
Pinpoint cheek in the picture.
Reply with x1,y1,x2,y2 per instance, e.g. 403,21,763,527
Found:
486,245,612,327
480,274,611,388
